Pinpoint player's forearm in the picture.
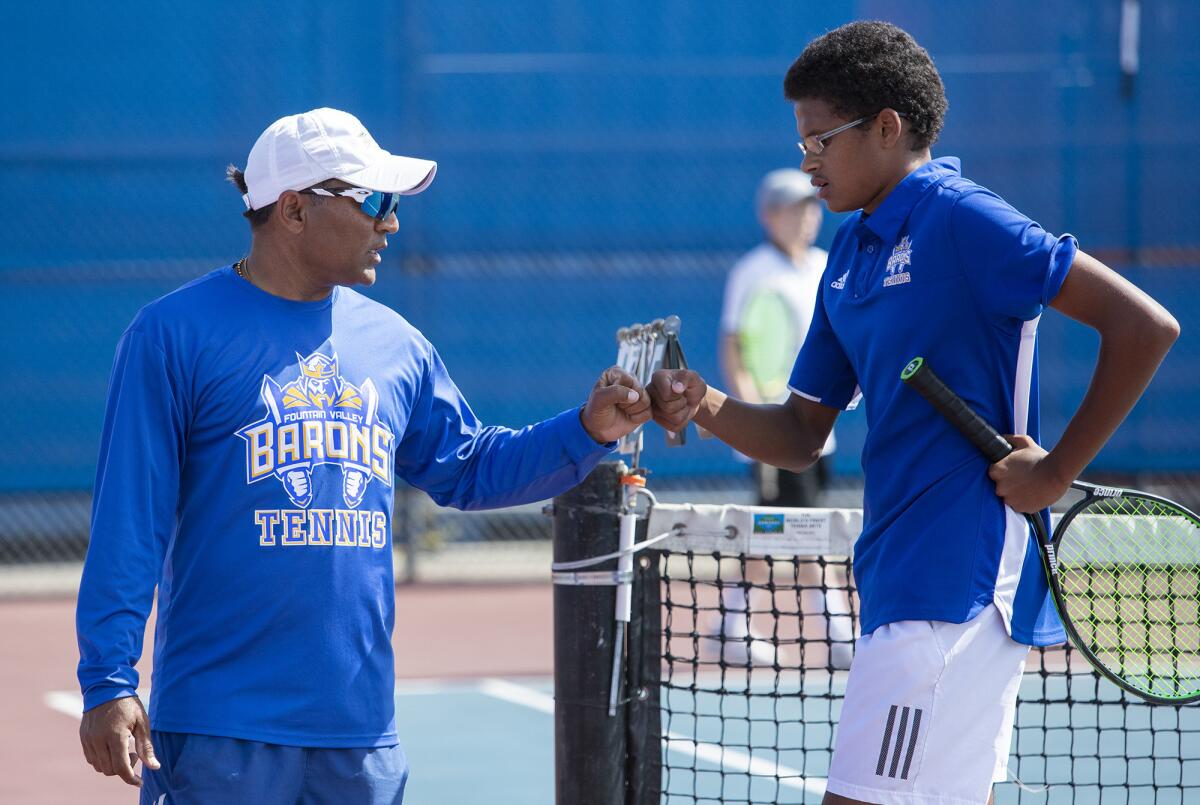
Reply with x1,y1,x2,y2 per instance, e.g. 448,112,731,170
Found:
694,387,824,471
1046,307,1179,484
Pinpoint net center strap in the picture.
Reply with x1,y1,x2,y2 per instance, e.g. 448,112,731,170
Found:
550,529,675,572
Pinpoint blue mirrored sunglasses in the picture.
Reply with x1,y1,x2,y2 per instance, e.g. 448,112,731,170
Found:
300,186,400,220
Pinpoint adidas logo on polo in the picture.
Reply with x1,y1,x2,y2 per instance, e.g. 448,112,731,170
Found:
831,270,849,290
875,704,924,780
883,236,912,287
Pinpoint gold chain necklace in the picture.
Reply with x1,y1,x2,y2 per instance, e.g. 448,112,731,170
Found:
234,258,252,283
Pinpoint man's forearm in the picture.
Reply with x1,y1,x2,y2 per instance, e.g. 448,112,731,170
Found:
409,407,612,511
76,565,153,711
694,387,825,471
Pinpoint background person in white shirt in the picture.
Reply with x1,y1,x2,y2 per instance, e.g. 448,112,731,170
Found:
711,168,853,668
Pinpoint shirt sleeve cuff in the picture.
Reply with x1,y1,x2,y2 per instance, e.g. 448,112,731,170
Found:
553,406,617,464
1042,233,1078,306
788,384,862,412
82,685,139,713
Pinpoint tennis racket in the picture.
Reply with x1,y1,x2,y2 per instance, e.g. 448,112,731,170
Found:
739,286,799,402
901,356,1200,705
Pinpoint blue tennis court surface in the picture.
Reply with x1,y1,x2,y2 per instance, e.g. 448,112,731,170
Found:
398,673,1199,803
395,677,555,804
659,670,1200,803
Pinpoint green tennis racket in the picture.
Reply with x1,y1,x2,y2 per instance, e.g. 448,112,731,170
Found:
739,287,799,402
901,356,1200,705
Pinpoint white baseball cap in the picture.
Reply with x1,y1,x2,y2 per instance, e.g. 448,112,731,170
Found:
756,168,817,215
242,108,438,211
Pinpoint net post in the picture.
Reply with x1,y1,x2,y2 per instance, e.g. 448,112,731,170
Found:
553,460,627,804
625,518,662,804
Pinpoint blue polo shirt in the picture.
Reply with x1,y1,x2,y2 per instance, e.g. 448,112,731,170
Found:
789,157,1075,646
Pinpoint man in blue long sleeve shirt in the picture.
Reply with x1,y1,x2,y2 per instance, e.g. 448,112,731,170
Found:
75,108,650,804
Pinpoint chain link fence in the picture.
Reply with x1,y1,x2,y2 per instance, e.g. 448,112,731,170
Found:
3,2,1199,592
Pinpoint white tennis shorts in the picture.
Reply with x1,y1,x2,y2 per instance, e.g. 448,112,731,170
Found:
825,604,1030,805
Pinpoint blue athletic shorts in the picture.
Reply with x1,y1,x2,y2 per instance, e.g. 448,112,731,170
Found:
139,731,408,804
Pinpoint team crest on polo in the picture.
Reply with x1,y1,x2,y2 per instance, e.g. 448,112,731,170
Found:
236,351,394,510
883,235,912,287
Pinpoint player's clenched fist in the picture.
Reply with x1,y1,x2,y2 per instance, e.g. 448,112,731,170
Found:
580,366,652,443
649,368,708,433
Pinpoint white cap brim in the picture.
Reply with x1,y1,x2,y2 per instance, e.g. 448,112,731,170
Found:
340,155,438,196
242,108,440,209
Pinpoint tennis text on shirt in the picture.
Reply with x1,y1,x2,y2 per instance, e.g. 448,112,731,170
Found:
237,350,394,547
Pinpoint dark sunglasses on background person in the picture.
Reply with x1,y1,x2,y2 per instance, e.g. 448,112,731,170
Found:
299,186,400,220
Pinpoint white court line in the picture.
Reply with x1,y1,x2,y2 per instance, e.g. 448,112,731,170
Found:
476,679,827,794
43,679,530,718
45,680,525,715
44,691,84,719
395,677,502,697
479,678,555,715
663,737,827,795
45,690,150,721
48,680,829,794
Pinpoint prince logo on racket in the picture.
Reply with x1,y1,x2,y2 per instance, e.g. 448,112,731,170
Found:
649,21,1178,805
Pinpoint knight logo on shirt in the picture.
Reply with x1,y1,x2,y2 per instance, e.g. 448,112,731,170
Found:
236,351,395,510
883,235,913,287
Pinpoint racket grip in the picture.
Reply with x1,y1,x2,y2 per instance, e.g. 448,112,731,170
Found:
900,357,1014,463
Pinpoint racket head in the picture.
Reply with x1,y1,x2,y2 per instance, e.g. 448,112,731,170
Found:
1050,488,1200,704
739,287,799,402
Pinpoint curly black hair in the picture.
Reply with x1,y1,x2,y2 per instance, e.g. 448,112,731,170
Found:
783,21,947,150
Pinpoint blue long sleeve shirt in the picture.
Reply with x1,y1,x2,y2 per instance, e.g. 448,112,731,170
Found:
77,266,613,746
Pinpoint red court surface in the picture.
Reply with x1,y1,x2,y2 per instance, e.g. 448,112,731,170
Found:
0,583,554,804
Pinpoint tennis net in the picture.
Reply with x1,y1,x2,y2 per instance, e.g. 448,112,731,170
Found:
646,502,1200,803
552,476,1200,804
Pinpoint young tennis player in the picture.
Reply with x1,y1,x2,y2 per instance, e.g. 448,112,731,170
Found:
649,21,1178,804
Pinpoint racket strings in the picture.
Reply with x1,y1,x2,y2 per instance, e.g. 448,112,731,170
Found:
1056,494,1200,700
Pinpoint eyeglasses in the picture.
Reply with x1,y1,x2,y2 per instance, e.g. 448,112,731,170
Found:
797,112,905,157
299,186,400,221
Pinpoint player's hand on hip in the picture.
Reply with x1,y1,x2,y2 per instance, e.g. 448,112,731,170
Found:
988,434,1070,513
79,695,160,787
649,368,707,433
581,366,651,443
